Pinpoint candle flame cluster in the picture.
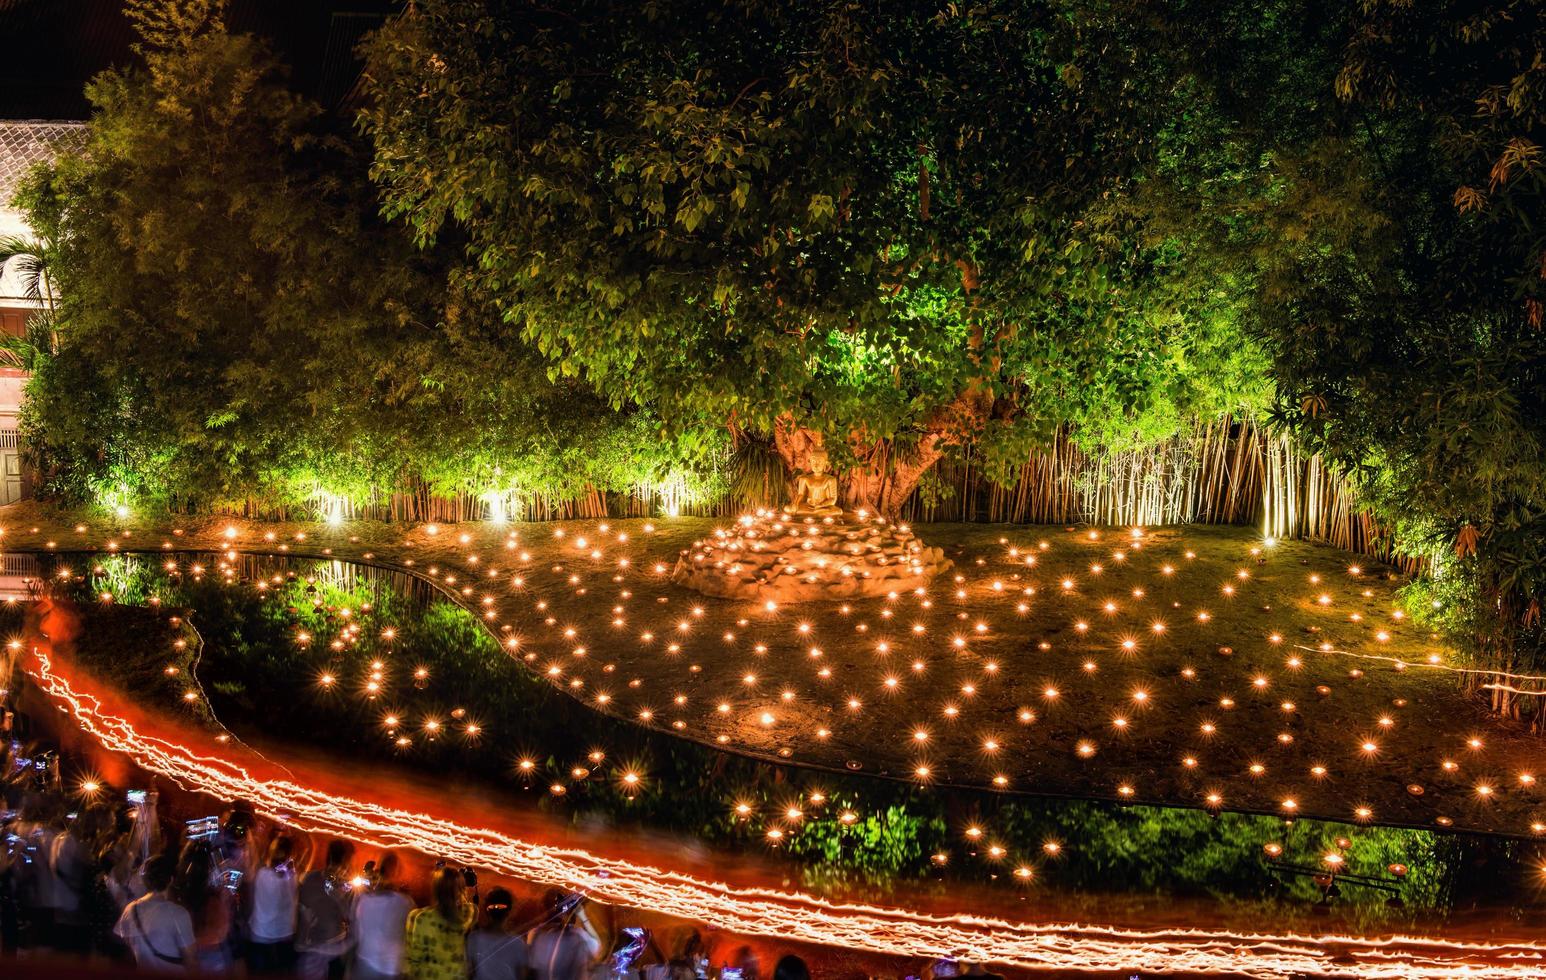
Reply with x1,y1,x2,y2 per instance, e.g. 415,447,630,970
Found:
30,513,1546,837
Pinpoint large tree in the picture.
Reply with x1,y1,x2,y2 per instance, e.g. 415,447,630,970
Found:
16,0,442,506
1154,0,1546,715
360,0,1264,514
19,0,726,516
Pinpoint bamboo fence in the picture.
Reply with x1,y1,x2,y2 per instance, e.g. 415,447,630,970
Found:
219,418,1410,568
898,418,1409,569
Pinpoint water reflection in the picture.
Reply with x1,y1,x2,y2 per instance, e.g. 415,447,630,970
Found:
40,551,1543,931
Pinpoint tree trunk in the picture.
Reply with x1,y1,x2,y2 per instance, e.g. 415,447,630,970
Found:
770,414,947,518
844,432,945,517
771,416,823,476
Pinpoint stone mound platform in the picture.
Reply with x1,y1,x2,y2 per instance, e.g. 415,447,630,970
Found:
671,510,951,602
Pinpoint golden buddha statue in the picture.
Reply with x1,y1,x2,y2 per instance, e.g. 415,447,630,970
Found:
785,448,843,517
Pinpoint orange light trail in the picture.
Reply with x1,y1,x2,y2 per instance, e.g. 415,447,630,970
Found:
24,646,1546,978
1297,644,1546,694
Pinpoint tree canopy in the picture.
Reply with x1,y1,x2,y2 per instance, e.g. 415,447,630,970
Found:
16,0,729,516
1121,0,1546,710
358,0,1270,511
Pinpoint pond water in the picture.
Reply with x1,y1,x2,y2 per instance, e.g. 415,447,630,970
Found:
36,551,1545,935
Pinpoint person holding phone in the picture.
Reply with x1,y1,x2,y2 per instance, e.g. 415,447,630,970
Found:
175,843,234,975
247,834,298,974
296,839,356,980
353,851,414,980
529,890,601,980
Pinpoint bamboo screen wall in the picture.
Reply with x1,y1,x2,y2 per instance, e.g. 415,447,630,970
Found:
895,420,1408,569
235,419,1409,568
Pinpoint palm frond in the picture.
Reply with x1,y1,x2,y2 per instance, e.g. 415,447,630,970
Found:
0,234,53,304
0,336,36,371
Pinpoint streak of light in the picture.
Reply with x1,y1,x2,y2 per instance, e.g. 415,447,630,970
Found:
1297,645,1546,694
1480,684,1546,697
23,645,1546,979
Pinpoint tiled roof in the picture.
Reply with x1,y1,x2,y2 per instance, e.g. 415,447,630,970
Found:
0,121,88,213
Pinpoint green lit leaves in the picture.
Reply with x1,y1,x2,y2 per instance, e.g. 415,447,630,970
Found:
358,0,1234,486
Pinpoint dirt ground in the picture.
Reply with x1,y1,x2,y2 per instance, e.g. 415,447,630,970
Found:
3,500,1543,839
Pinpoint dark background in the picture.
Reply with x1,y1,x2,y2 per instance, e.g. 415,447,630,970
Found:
0,0,401,118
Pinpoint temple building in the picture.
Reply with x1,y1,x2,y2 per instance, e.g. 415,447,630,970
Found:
0,121,87,504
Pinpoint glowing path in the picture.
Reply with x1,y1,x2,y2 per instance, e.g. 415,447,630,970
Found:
26,646,1546,979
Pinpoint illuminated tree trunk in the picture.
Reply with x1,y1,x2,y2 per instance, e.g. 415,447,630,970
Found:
770,416,822,478
843,433,945,517
771,416,946,518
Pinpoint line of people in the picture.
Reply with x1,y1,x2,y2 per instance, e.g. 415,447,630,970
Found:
3,784,805,980
113,828,602,980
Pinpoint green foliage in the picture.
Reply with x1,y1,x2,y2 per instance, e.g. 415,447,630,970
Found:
0,234,60,371
16,0,424,509
17,0,1278,519
1130,0,1546,695
14,0,724,518
784,802,946,887
1312,1,1546,689
993,799,1452,928
359,0,1272,498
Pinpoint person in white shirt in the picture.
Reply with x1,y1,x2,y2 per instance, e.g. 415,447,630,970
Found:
352,851,415,980
247,834,299,974
48,819,90,952
113,854,195,973
529,890,601,980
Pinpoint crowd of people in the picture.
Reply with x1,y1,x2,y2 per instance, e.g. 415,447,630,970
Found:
0,691,1021,980
0,731,813,980
1,785,814,980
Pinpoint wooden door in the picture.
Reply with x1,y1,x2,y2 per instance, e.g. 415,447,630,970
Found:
0,428,22,504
